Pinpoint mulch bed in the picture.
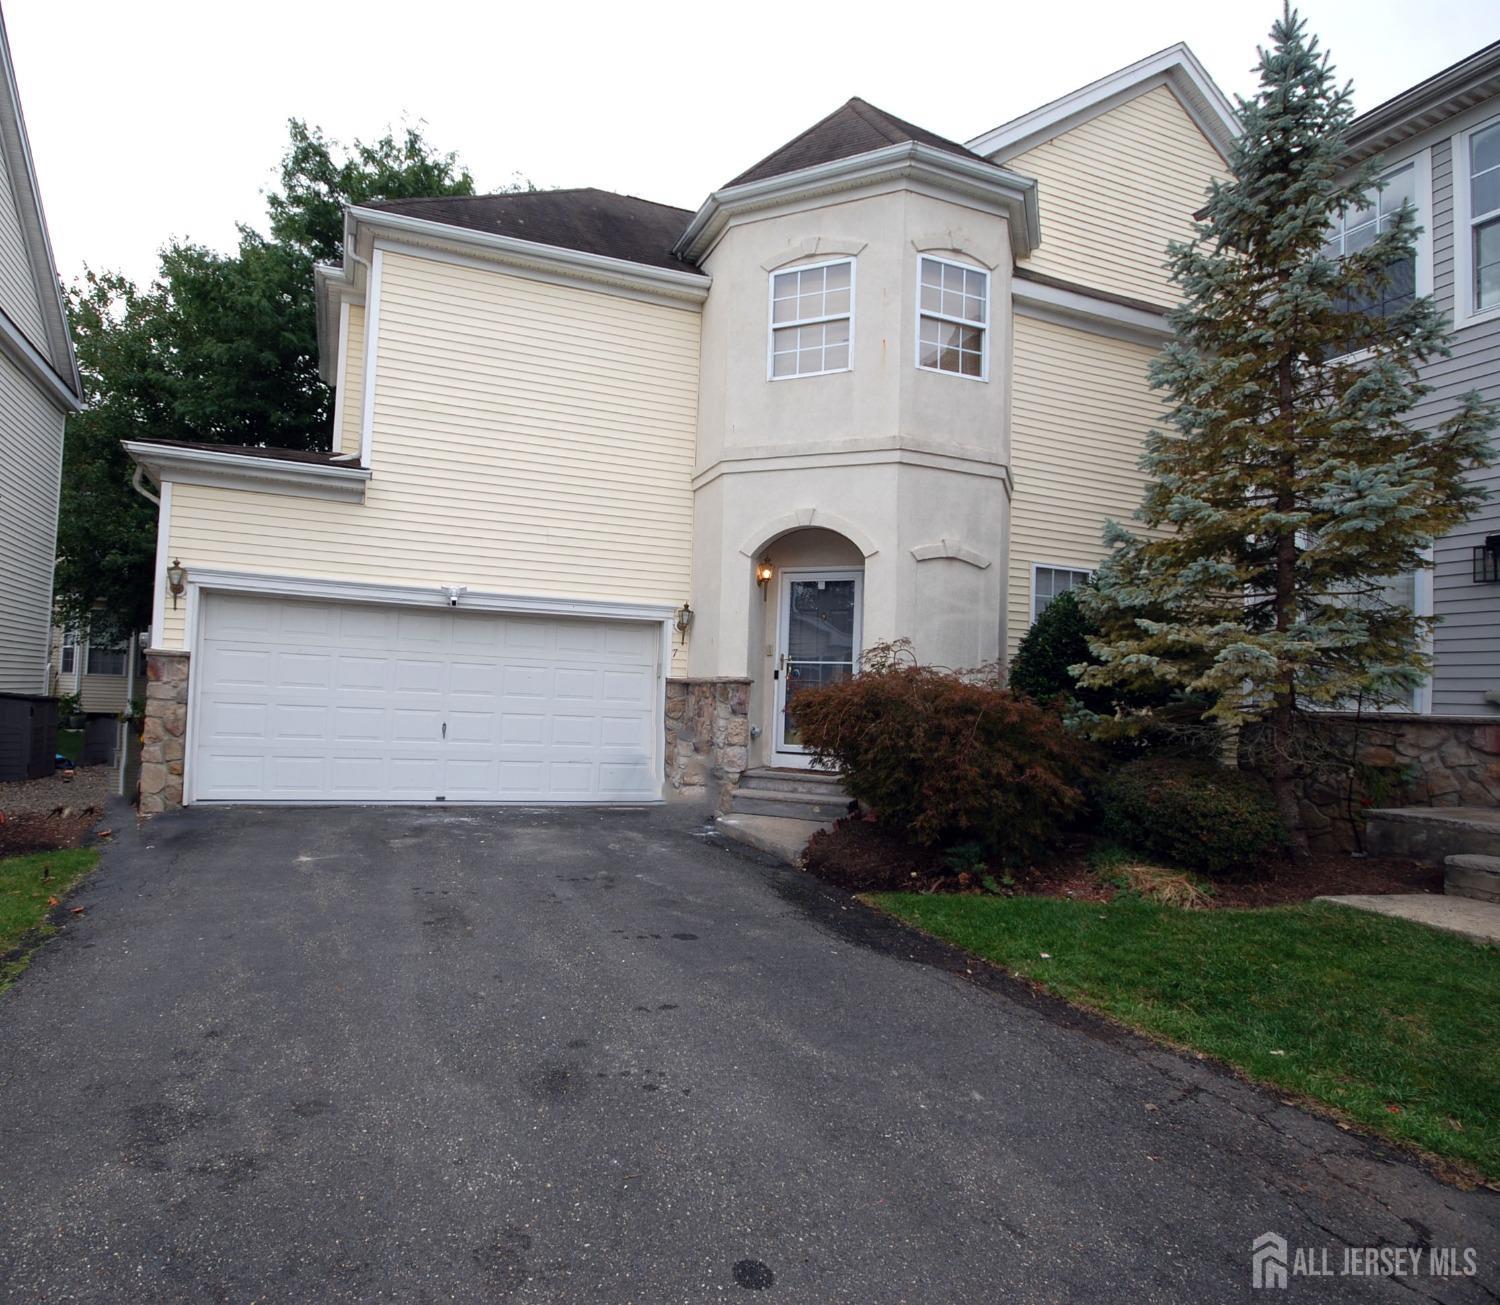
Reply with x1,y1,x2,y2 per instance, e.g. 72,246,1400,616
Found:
0,806,106,858
803,816,1442,906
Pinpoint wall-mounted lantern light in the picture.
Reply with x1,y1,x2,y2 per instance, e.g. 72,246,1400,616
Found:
1474,536,1500,584
166,558,186,609
755,558,774,588
675,602,694,633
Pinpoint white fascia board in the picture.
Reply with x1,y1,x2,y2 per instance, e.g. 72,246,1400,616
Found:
1011,277,1172,347
966,43,1239,164
0,306,82,411
675,142,1040,264
0,11,82,402
122,441,371,503
185,567,677,624
345,206,711,307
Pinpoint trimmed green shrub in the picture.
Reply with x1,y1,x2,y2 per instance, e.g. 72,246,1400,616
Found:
1099,757,1287,876
1009,588,1091,704
789,640,1092,865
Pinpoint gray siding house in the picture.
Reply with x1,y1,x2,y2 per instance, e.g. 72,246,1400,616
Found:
1345,42,1500,718
0,8,81,697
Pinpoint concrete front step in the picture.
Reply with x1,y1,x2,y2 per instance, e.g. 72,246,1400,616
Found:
1446,853,1500,904
738,766,846,795
714,813,830,865
728,786,853,821
1363,806,1500,864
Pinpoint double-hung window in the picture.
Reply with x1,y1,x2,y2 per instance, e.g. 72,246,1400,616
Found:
1032,565,1092,621
86,644,127,676
769,259,852,378
59,634,76,675
1321,162,1418,319
1466,118,1500,317
918,256,988,378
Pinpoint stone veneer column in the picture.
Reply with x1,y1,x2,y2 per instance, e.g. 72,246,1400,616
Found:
665,677,751,811
139,649,189,814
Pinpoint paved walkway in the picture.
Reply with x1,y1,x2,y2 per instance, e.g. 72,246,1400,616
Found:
1320,893,1500,945
0,802,1495,1302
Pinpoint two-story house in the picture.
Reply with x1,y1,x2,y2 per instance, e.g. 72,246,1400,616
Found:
0,9,83,781
124,45,1238,812
1340,41,1500,719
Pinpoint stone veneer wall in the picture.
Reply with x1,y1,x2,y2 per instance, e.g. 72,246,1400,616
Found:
665,677,751,810
139,649,189,814
1258,714,1500,852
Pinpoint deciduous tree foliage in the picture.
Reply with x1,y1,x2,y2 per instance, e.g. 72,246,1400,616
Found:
1078,9,1496,852
57,122,483,641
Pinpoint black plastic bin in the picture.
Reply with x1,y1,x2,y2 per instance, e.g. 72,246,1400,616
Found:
0,693,58,782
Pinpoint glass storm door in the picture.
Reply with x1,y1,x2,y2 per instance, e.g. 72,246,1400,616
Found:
775,570,862,757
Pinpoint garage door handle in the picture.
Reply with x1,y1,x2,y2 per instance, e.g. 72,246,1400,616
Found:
441,722,447,739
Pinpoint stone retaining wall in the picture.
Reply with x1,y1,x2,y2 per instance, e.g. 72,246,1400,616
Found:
140,649,189,814
1257,714,1500,852
665,677,751,810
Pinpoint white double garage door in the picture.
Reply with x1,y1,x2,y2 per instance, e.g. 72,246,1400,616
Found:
192,591,662,804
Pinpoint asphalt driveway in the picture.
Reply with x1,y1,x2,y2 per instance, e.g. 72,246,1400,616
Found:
0,803,1495,1303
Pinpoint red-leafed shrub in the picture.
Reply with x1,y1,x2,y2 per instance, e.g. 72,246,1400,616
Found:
789,641,1092,864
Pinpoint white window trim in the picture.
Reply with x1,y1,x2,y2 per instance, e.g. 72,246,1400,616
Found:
915,254,990,382
766,256,855,381
1030,561,1094,623
1454,110,1500,329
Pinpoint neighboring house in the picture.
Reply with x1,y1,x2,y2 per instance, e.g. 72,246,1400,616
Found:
48,623,137,715
123,45,1242,810
1340,43,1500,718
0,9,82,699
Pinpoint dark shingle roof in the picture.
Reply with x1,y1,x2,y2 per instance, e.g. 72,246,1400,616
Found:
726,97,993,188
364,189,698,272
131,437,359,466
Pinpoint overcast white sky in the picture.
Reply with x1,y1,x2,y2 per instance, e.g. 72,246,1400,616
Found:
7,0,1497,289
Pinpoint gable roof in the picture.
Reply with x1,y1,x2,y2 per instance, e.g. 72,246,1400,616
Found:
363,188,697,273
0,11,80,410
1344,39,1500,164
727,97,992,188
965,43,1238,165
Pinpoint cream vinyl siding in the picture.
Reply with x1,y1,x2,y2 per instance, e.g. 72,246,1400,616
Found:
0,350,63,691
337,303,365,457
0,142,46,348
160,249,699,655
1007,314,1164,654
1008,85,1225,307
79,670,129,715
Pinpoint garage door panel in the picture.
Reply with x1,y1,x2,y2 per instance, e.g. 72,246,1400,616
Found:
193,593,660,803
332,705,386,742
337,655,391,690
271,703,327,741
268,755,329,793
208,647,274,687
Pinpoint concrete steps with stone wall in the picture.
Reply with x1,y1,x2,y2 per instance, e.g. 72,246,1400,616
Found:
1446,854,1500,904
1364,806,1500,864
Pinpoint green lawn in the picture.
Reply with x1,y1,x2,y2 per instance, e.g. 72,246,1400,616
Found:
874,892,1500,1178
55,728,83,765
0,848,99,991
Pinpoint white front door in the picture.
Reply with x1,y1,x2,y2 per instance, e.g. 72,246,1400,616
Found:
774,569,862,762
191,592,661,803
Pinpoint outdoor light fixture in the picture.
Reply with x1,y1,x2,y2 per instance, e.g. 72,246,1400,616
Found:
675,603,694,633
755,558,774,588
1474,536,1500,584
166,558,186,609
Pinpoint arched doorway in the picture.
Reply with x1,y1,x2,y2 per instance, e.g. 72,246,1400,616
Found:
748,527,865,769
